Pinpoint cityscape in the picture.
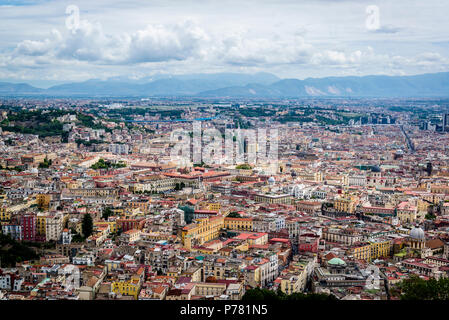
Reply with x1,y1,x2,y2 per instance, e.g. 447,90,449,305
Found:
1,0,449,308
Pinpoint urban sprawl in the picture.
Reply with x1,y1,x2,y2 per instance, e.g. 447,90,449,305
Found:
1,98,449,301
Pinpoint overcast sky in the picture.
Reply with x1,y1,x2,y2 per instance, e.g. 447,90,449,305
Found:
0,0,448,87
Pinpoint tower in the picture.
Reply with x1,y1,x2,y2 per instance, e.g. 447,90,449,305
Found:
443,113,449,132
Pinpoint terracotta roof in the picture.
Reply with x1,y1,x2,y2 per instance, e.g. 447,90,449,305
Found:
324,252,337,261
426,238,444,249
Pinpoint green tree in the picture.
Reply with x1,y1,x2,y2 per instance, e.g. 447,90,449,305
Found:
400,275,449,300
91,158,108,170
82,213,93,238
242,288,272,300
38,157,51,168
242,288,337,301
236,163,252,170
227,211,242,218
72,233,84,243
425,213,436,220
0,234,40,267
102,207,113,220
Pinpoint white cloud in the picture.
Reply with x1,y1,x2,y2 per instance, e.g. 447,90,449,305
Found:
371,25,402,34
310,49,364,66
0,0,448,82
9,18,208,66
217,34,314,66
127,20,208,63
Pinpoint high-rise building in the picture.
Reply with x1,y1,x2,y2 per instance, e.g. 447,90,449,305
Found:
443,113,449,131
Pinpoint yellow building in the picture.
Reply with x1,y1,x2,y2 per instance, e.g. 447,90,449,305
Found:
67,188,118,198
298,171,323,182
334,196,358,213
224,217,253,231
122,207,145,218
417,199,430,212
1,199,38,223
254,193,292,205
111,269,144,300
183,267,202,282
95,221,117,233
194,283,227,297
36,213,47,236
21,153,46,166
350,239,391,261
431,185,449,194
181,215,225,250
234,242,250,252
167,269,179,278
36,194,51,211
351,243,371,261
396,202,418,224
207,203,221,212
122,229,141,243
0,206,11,223
111,208,124,216
240,233,268,246
86,169,101,177
104,260,121,272
126,199,151,214
370,239,391,260
244,265,260,288
280,273,306,295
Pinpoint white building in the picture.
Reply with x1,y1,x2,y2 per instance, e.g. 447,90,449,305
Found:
348,175,367,187
72,254,95,266
1,225,22,241
46,213,63,241
61,229,72,245
109,143,129,155
0,273,23,291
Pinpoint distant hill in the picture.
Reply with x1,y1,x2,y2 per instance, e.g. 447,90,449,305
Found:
44,72,280,97
0,72,448,98
199,72,449,98
0,82,43,94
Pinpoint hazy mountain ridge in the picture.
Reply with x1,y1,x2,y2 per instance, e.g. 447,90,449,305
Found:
41,72,280,96
0,82,44,94
199,72,449,97
0,72,448,97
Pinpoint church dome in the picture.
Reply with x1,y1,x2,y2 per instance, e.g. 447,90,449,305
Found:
268,177,275,185
410,226,425,241
328,257,346,266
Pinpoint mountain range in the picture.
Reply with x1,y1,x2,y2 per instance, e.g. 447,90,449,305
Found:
0,72,448,98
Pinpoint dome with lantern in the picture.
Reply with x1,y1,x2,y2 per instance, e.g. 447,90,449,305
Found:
410,226,425,241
